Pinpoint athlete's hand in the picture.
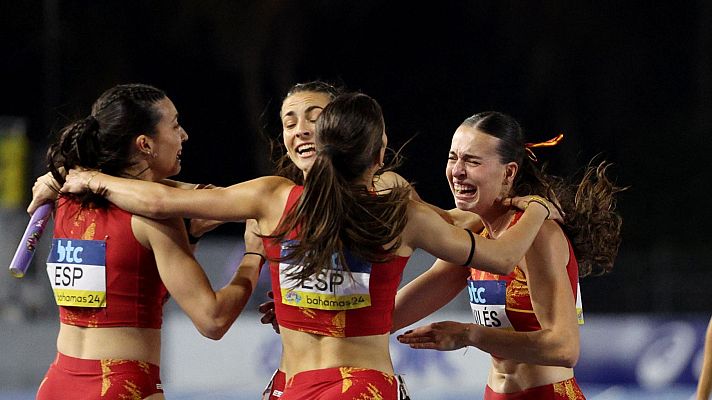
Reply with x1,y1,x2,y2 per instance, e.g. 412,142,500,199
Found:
61,168,97,194
259,291,279,334
503,195,564,223
27,172,60,214
397,321,475,351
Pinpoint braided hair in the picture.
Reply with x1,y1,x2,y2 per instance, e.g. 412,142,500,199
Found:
47,83,166,208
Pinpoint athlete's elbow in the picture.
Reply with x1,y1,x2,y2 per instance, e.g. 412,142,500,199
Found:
551,337,580,367
557,347,579,368
198,320,230,340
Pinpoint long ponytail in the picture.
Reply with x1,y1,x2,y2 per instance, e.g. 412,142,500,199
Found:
266,93,410,283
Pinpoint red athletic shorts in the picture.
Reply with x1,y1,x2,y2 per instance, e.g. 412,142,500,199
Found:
484,377,585,399
281,367,398,400
262,369,287,399
36,352,163,400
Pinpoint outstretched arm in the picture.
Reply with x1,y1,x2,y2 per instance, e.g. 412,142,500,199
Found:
405,195,560,275
392,259,468,332
61,169,291,222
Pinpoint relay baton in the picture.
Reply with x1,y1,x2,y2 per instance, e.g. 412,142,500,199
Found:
8,203,53,278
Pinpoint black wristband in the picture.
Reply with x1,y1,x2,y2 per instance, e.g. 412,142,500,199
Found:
183,218,202,244
462,228,476,267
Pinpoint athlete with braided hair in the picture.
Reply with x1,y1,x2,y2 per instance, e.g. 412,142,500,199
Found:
30,80,432,399
32,84,259,400
396,111,625,399
52,93,563,400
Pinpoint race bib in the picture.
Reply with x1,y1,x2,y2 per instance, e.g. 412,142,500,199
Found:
46,239,107,308
467,279,512,329
279,240,371,311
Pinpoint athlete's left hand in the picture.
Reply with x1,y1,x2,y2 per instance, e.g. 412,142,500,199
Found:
397,321,475,351
27,172,60,214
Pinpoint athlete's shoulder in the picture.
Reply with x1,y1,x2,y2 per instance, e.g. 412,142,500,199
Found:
375,171,410,191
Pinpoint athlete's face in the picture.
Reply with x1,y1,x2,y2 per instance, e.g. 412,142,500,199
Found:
281,91,332,176
148,97,188,180
446,125,517,215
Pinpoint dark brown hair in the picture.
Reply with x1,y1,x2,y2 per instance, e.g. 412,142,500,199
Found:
47,83,166,208
267,92,411,283
462,111,626,277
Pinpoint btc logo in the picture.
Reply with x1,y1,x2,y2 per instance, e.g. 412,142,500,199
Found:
55,240,84,263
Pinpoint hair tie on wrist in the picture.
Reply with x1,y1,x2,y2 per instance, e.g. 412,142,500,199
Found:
462,229,476,267
243,251,266,266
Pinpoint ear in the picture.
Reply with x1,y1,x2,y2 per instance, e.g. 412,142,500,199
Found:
135,134,153,156
376,133,387,167
502,162,519,186
377,145,386,167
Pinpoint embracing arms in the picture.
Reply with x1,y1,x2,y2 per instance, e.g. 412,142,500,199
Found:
55,170,292,222
397,221,580,367
404,196,560,275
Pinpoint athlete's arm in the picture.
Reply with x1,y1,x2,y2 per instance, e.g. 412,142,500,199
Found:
159,179,201,190
467,221,579,365
398,221,580,367
448,208,483,231
392,259,469,332
61,169,291,222
133,215,258,340
404,195,559,275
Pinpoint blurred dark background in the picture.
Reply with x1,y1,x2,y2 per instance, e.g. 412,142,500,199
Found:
2,1,710,314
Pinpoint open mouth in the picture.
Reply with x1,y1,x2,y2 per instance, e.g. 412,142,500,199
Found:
453,182,476,196
295,143,316,157
176,150,182,161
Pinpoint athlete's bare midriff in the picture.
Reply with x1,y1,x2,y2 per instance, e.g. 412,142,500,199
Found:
280,326,393,380
488,357,574,393
57,323,162,365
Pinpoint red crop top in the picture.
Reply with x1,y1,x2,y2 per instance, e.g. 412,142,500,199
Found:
49,198,168,329
264,185,409,337
467,212,583,332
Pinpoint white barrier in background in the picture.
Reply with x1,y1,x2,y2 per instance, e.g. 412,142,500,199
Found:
161,312,491,397
0,313,706,399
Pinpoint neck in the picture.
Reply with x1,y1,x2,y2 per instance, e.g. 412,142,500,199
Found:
356,169,377,190
481,208,517,239
124,161,158,182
